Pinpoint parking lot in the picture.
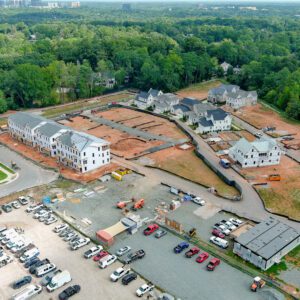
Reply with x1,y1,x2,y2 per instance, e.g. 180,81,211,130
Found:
0,207,153,300
0,146,58,198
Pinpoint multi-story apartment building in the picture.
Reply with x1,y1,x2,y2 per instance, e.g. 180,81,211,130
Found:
8,112,110,173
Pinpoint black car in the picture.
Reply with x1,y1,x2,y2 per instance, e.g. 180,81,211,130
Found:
124,250,145,264
121,272,137,285
24,257,40,269
1,204,12,213
29,258,49,274
58,285,81,300
12,276,32,289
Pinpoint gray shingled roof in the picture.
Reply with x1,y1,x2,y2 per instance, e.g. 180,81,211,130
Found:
181,98,199,107
172,104,191,113
198,117,213,127
36,122,65,138
232,137,277,154
148,88,161,97
9,112,45,129
207,108,228,121
236,217,299,260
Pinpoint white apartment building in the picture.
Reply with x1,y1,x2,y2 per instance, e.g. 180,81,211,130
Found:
229,137,281,168
196,108,232,134
8,112,110,173
56,131,110,173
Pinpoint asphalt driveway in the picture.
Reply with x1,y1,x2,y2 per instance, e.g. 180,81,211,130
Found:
0,145,58,198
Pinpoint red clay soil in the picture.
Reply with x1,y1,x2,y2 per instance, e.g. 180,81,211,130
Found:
0,133,120,183
61,113,172,158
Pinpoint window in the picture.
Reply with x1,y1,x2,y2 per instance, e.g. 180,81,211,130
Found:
85,167,87,171
93,160,95,164
102,160,105,164
92,153,95,157
83,152,86,156
98,147,100,151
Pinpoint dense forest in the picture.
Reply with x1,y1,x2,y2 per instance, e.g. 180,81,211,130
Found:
0,2,300,119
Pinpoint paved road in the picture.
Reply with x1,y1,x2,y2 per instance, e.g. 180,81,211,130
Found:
232,115,300,163
0,146,58,198
112,156,300,232
83,111,188,144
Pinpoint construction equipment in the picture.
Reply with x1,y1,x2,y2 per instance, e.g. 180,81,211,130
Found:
268,174,281,181
131,199,145,211
111,171,122,181
116,200,132,209
251,277,266,292
116,168,132,176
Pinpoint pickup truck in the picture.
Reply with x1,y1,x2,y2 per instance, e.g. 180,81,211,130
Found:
124,250,145,264
185,247,200,258
207,258,220,271
174,242,189,254
110,267,131,282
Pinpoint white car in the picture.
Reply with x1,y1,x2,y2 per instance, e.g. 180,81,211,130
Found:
218,225,230,235
53,224,69,233
84,245,103,258
26,203,43,213
192,197,206,206
225,221,237,231
45,216,57,225
110,267,131,282
229,218,243,226
210,236,228,249
11,201,21,209
33,210,48,219
136,283,154,297
0,254,13,267
71,238,90,250
99,255,117,269
116,246,131,257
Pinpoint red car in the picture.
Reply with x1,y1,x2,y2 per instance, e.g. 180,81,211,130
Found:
206,258,220,271
93,251,109,262
143,224,159,236
212,229,225,239
196,252,209,263
185,247,200,258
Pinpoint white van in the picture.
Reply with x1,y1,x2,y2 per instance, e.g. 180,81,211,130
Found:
11,284,42,300
46,270,71,292
36,263,56,277
0,229,16,240
20,248,39,263
99,255,117,269
210,236,228,249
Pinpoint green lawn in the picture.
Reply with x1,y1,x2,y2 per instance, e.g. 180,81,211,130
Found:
0,162,15,174
0,169,8,181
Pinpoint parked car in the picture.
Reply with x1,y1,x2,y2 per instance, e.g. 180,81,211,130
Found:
38,213,52,222
12,284,42,299
59,228,73,238
2,204,12,213
229,218,243,226
110,267,131,282
29,258,50,275
192,197,206,206
68,235,80,244
63,232,76,242
36,263,56,278
40,269,61,286
212,229,225,239
155,230,167,239
71,238,90,250
45,216,57,225
206,258,220,271
209,236,228,249
116,246,131,257
225,221,237,231
11,201,21,209
196,252,209,263
121,272,137,285
217,225,230,236
143,224,159,236
93,251,109,262
174,242,189,254
12,275,32,289
24,257,40,269
18,196,30,206
0,254,13,266
33,210,48,219
185,247,200,258
99,255,117,269
84,245,103,259
136,283,154,297
124,250,145,264
58,284,81,300
20,248,40,263
53,224,69,233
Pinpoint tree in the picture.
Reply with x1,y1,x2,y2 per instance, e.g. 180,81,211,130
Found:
0,90,7,113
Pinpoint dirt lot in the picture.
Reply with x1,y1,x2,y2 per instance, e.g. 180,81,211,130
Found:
0,133,120,183
0,207,152,300
61,108,187,158
239,156,300,220
142,147,239,198
232,104,300,140
176,80,223,100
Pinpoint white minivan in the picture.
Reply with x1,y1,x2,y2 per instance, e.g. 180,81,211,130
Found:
11,284,42,300
36,263,56,277
20,248,39,263
99,255,117,269
46,270,71,292
210,236,228,249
